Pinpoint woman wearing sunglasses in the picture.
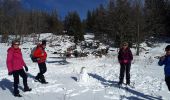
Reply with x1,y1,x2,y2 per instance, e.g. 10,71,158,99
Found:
118,42,133,86
6,40,31,97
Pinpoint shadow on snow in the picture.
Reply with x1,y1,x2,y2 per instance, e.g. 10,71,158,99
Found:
46,59,69,65
88,73,163,100
0,78,24,95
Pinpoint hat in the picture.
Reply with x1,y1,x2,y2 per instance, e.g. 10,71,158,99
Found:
165,45,170,51
42,40,47,45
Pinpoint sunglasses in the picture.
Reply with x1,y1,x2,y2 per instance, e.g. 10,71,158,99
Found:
13,43,20,45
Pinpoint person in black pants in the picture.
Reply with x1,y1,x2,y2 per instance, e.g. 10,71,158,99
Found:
118,42,133,85
13,69,30,95
6,40,31,97
119,63,131,85
34,40,48,84
165,77,170,91
36,62,47,83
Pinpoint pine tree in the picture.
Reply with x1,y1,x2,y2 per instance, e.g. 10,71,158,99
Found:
106,0,116,38
86,10,93,32
165,0,170,36
114,0,132,47
91,4,110,44
144,0,167,36
94,4,107,34
64,11,84,44
48,10,63,34
132,0,145,55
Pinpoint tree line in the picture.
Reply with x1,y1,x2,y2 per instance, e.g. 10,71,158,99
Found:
0,0,64,43
0,0,170,48
85,0,170,47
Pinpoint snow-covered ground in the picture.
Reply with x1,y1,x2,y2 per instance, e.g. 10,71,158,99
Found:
0,33,170,100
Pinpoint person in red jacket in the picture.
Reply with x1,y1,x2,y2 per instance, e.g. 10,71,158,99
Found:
34,40,48,84
118,42,133,86
6,40,31,97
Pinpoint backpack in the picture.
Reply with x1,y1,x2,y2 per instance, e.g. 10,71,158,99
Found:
30,46,38,62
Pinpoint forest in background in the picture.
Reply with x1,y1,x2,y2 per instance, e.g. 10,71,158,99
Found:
0,0,170,49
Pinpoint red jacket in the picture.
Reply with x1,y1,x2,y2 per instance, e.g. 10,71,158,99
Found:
34,44,47,63
6,47,26,73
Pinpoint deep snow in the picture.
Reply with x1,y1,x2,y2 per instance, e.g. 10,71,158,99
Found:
0,33,170,100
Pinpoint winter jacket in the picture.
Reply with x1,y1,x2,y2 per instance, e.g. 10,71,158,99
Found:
158,55,170,77
6,47,26,73
33,44,47,63
118,48,133,64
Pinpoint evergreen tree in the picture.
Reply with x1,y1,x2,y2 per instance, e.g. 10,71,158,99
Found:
114,0,132,47
64,11,84,44
165,0,170,36
144,0,167,36
48,10,63,34
86,10,93,32
93,4,107,34
132,0,145,55
106,0,116,38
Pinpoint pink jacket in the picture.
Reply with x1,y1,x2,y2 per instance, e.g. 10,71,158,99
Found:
6,47,26,73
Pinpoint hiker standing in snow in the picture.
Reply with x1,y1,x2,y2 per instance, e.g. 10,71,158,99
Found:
6,40,32,97
34,40,48,84
118,42,133,86
158,45,170,91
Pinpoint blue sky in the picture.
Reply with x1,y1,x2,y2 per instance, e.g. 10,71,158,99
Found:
21,0,108,19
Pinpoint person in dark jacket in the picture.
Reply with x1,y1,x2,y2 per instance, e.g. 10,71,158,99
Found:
34,40,48,84
158,45,170,91
118,42,133,85
6,40,31,97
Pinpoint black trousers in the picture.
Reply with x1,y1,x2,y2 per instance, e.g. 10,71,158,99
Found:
36,62,47,79
165,76,170,91
119,63,131,84
13,69,28,94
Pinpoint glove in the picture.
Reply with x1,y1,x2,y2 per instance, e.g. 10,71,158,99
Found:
160,56,166,61
24,66,28,72
8,72,13,75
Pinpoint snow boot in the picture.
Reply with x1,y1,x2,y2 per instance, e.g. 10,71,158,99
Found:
35,76,41,82
14,93,22,97
118,82,123,88
41,77,48,84
24,87,32,92
126,79,130,85
118,80,123,85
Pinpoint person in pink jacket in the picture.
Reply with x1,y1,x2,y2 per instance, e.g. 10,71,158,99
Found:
6,40,31,97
